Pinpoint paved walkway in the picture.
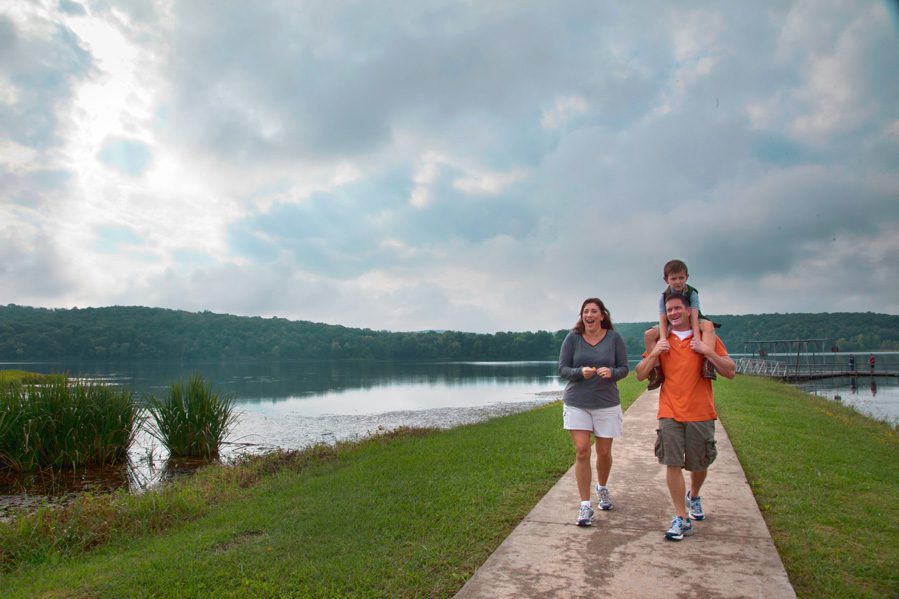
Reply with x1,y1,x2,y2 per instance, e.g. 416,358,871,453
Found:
456,390,796,598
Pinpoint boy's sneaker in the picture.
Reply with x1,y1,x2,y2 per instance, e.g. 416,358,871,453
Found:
702,359,717,380
665,515,693,541
596,485,613,510
686,491,705,520
576,504,594,527
647,366,664,390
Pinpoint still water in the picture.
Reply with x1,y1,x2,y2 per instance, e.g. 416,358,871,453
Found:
796,375,899,426
2,360,567,492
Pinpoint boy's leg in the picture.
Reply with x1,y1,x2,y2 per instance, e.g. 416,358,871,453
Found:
644,326,665,390
700,320,717,379
643,326,659,353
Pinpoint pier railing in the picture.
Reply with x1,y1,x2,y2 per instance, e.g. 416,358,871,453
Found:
735,356,897,380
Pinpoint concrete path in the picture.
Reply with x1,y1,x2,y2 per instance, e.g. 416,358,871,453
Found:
456,390,795,599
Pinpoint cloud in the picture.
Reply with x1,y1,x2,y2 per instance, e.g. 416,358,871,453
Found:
97,137,152,176
0,0,897,332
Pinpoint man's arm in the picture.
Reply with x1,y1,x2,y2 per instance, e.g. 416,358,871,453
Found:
635,339,669,380
691,338,736,379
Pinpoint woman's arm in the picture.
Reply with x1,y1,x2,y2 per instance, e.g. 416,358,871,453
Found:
611,333,629,381
558,332,583,381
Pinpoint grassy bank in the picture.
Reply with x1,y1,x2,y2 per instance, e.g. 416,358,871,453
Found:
0,370,64,386
715,376,898,598
1,376,895,597
0,379,643,596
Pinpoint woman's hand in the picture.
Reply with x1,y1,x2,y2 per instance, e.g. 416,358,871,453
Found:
595,367,613,379
581,366,597,379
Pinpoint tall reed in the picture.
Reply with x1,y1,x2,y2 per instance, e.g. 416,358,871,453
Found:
0,378,138,472
146,376,236,458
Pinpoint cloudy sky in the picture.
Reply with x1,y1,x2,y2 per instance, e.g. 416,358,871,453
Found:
2,1,898,333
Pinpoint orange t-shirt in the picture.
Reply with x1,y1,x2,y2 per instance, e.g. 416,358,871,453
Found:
650,333,729,422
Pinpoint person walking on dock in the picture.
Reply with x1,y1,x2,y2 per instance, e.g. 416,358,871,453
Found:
635,292,735,541
849,354,856,373
869,354,875,373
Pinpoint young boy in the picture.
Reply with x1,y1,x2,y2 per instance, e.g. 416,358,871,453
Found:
644,259,719,389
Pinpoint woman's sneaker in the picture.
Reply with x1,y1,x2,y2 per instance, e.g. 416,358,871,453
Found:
686,491,705,520
665,515,693,541
596,485,613,510
576,504,594,527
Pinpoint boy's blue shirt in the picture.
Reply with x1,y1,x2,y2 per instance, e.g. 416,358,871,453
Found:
659,283,700,314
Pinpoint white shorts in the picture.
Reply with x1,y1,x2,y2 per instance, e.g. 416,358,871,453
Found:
563,404,623,438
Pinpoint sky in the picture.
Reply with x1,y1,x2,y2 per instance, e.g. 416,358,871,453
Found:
1,1,898,333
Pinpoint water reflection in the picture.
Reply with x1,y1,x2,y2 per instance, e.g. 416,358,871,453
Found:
0,360,565,512
798,376,898,426
4,359,559,402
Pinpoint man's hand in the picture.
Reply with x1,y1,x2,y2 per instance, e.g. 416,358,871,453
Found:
690,337,711,356
651,339,670,357
691,338,737,379
636,340,668,381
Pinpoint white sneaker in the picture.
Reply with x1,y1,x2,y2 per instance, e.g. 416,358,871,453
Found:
576,504,594,526
596,485,613,510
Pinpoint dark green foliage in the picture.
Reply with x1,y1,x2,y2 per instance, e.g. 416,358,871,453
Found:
0,378,138,472
0,305,896,361
146,376,236,458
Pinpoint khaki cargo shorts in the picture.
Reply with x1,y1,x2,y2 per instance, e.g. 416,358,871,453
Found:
655,418,717,471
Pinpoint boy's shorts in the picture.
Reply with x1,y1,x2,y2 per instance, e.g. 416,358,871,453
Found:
654,418,717,471
563,404,623,438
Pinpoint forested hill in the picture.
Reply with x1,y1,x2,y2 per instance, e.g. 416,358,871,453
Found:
0,305,896,362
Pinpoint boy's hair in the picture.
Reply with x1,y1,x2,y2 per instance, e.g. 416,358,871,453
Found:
663,259,689,279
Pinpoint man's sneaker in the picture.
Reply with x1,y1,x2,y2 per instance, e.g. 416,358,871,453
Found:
702,359,717,380
686,491,705,520
647,366,664,390
596,485,613,510
665,515,693,541
576,504,594,527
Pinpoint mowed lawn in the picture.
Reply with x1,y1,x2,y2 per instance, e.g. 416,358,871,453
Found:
2,376,897,597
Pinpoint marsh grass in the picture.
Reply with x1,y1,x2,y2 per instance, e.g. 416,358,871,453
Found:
0,378,138,472
0,379,644,592
0,370,64,387
146,376,237,459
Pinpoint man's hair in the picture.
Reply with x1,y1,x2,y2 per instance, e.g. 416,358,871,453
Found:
663,291,690,309
663,259,688,278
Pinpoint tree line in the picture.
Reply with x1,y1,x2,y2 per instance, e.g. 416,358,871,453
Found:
0,304,896,362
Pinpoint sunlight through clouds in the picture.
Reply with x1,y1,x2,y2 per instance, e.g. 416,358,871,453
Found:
1,0,897,332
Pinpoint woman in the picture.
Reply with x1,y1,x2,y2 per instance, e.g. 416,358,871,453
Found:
558,297,629,526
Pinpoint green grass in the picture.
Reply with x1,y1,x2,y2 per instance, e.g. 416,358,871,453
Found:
146,376,237,458
0,370,64,386
715,375,898,598
8,375,895,597
0,379,642,596
0,378,138,472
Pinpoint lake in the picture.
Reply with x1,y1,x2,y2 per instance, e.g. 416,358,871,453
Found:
3,356,895,505
1,360,568,497
796,375,899,426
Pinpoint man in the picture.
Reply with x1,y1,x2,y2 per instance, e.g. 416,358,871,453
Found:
635,292,735,541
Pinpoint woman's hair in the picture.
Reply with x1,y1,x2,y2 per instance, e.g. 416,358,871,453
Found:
573,297,614,333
